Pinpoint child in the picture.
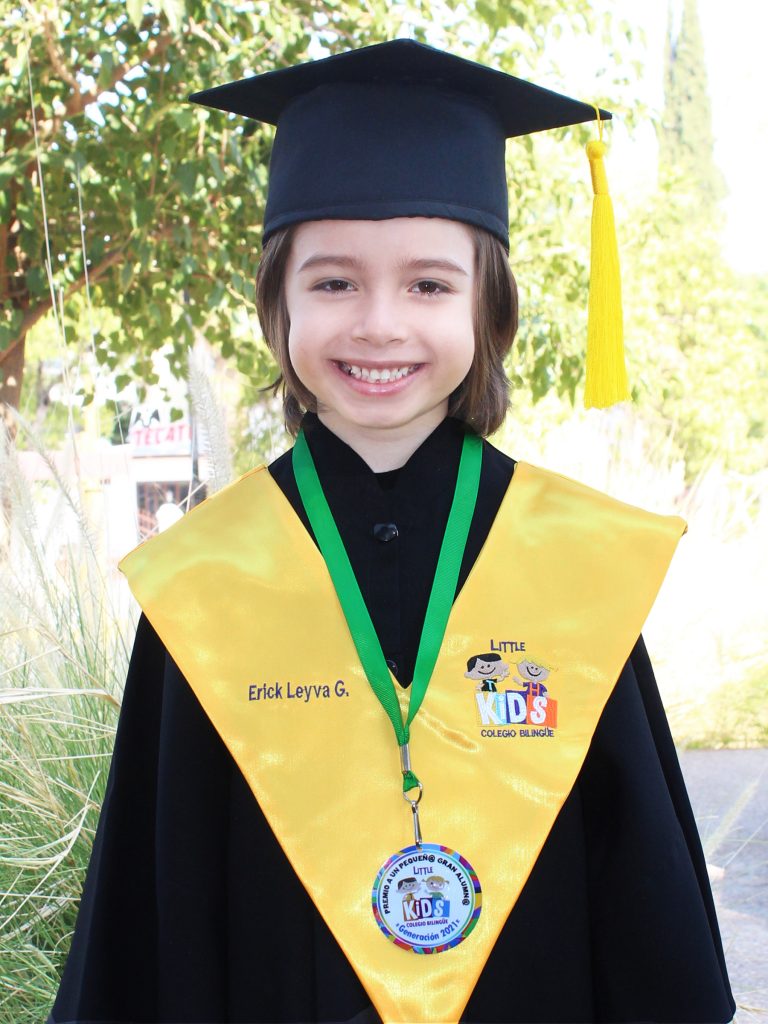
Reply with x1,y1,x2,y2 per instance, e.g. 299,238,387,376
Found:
49,41,735,1024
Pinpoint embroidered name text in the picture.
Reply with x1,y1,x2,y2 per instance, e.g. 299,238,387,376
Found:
248,680,349,702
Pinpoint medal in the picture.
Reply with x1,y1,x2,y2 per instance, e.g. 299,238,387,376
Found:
372,843,482,954
293,426,484,953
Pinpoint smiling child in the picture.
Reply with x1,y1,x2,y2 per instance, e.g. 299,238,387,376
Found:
49,40,735,1024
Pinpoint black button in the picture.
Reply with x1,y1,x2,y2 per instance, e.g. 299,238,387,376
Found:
373,522,399,543
386,658,399,676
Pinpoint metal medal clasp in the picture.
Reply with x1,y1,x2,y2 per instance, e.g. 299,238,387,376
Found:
400,742,423,846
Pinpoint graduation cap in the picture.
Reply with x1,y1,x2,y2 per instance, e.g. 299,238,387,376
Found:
190,40,628,408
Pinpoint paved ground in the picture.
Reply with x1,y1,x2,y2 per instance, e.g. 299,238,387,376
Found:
679,748,768,1021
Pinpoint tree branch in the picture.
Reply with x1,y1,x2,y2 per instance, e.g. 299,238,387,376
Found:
0,223,9,303
0,247,123,365
42,12,80,96
18,18,174,147
0,225,175,365
61,33,174,123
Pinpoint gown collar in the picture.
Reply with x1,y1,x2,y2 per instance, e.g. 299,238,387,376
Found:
299,412,470,497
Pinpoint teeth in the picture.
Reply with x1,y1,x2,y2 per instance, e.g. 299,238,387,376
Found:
339,363,417,382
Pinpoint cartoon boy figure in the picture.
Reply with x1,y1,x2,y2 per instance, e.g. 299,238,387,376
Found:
514,658,551,697
397,877,421,911
464,653,510,692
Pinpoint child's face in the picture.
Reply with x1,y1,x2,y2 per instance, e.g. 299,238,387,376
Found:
284,217,475,444
467,657,500,679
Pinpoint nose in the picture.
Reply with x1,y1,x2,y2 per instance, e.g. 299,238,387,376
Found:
352,289,407,347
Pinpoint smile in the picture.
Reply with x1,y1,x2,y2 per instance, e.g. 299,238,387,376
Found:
337,362,420,383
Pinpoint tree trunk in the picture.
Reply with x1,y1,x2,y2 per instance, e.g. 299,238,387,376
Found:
0,332,25,440
0,341,25,557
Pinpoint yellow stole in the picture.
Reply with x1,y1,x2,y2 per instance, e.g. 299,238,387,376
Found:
119,462,685,1024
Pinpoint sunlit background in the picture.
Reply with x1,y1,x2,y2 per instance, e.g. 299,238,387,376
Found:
1,1,766,1019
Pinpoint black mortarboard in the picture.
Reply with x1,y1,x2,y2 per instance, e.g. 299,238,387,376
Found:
190,40,629,408
189,39,610,248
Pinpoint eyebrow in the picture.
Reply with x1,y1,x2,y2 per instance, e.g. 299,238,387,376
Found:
297,254,363,272
399,257,469,276
297,254,469,276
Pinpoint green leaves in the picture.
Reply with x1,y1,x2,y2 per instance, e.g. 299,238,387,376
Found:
175,162,200,198
0,306,23,352
25,267,48,298
159,0,187,32
4,0,630,423
126,0,144,29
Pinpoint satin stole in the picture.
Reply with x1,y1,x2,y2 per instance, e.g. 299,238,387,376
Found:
120,462,685,1024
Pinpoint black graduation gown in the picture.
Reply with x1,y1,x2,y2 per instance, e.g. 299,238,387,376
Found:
49,416,736,1024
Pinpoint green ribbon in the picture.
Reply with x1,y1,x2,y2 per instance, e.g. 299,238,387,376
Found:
292,426,482,792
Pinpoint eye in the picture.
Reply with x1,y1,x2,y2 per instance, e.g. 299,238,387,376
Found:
411,279,448,296
315,279,353,293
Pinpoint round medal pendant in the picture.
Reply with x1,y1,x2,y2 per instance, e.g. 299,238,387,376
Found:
371,843,482,953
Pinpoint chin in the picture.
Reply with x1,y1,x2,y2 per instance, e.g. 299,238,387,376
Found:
337,401,446,434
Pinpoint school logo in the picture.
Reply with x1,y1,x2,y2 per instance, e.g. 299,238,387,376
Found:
371,844,482,954
397,874,451,922
465,648,558,738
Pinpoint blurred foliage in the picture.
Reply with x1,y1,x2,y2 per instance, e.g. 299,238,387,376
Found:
623,177,768,478
660,0,725,210
620,0,768,479
1,0,607,417
669,665,768,750
0,417,132,1023
4,0,764,475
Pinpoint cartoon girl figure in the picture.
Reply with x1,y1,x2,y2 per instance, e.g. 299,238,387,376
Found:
425,875,449,896
514,659,551,697
425,875,451,918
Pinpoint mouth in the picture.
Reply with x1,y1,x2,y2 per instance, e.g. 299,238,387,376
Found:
335,361,421,383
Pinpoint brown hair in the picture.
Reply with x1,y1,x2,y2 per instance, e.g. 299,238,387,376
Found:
255,223,518,437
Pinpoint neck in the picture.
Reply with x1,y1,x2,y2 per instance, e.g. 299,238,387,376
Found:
316,408,449,472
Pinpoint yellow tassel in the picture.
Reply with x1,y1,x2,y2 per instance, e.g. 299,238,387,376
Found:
584,119,629,409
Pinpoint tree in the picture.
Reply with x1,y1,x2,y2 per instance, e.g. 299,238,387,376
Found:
623,187,768,478
620,0,768,478
2,0,610,430
660,0,725,211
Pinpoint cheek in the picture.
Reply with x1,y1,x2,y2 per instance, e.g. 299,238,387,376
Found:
449,332,477,387
285,325,301,372
285,300,319,358
286,330,316,389
288,295,348,349
445,298,477,371
284,321,318,395
426,311,475,380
